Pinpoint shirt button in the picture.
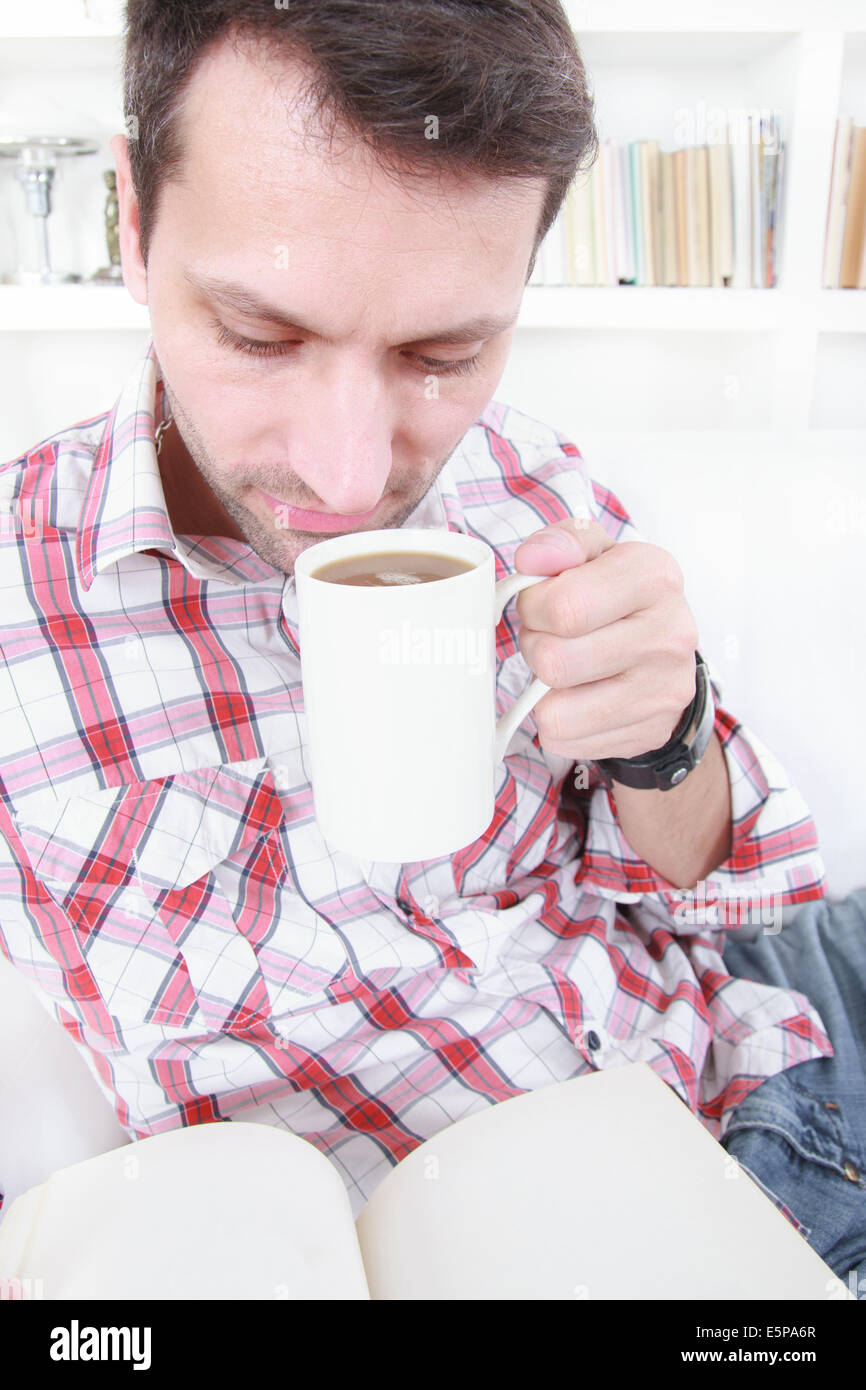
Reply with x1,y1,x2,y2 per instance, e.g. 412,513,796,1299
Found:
843,1159,861,1183
582,1022,608,1057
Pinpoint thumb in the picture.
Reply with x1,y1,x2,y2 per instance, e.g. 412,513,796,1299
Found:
515,516,612,575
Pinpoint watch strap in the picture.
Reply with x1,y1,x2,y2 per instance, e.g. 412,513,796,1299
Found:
594,652,714,792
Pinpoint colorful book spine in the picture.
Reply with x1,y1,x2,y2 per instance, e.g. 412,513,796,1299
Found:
536,121,789,289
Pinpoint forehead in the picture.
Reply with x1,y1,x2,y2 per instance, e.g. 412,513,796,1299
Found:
170,32,545,258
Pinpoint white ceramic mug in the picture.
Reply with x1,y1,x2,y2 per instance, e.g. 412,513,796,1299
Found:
294,527,551,862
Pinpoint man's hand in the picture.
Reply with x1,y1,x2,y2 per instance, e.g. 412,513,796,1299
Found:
513,515,732,890
514,517,701,761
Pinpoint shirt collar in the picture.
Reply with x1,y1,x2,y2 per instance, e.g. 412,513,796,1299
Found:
76,338,468,593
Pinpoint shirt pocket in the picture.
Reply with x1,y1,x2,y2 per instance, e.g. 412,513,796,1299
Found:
12,757,349,1034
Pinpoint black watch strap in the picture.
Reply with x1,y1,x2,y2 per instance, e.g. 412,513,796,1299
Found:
594,652,714,792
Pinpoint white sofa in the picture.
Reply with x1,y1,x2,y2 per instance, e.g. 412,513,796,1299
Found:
0,951,130,1225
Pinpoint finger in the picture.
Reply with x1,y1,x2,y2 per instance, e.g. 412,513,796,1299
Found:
519,603,698,691
514,517,614,577
539,718,673,763
516,541,662,637
518,612,644,688
533,671,688,752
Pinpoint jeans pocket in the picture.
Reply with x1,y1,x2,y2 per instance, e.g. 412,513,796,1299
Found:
722,1136,814,1241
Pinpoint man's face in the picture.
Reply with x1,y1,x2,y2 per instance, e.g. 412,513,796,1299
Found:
111,34,546,577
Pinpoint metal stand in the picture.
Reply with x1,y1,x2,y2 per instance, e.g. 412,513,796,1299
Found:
0,135,99,285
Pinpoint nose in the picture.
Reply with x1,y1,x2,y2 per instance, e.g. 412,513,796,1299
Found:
285,354,393,515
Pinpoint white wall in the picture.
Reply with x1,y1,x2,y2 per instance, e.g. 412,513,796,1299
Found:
498,335,866,898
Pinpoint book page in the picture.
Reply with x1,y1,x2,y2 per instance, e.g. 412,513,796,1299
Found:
0,1121,369,1299
355,1062,849,1300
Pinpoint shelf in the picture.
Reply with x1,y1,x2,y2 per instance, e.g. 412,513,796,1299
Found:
520,287,785,332
518,288,861,336
1,285,863,334
815,290,866,332
0,284,150,331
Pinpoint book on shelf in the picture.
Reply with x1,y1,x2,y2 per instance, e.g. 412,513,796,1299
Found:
529,114,785,289
693,144,711,287
659,149,677,287
823,118,866,290
630,141,644,285
0,1062,850,1300
708,141,735,288
640,139,658,286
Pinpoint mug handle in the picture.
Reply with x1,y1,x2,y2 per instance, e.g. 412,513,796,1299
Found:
492,571,551,765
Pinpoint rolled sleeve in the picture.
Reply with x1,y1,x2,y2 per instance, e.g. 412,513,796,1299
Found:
575,656,827,931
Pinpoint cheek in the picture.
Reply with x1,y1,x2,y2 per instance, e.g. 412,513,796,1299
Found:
396,396,477,462
165,329,246,425
156,303,246,401
399,364,500,444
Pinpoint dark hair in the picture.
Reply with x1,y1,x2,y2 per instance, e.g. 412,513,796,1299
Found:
122,0,597,277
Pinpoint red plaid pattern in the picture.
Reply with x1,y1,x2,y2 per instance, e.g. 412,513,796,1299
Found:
0,341,830,1216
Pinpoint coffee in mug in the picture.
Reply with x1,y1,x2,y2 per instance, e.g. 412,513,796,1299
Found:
311,550,476,587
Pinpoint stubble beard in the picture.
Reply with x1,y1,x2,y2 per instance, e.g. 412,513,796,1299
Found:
159,377,447,576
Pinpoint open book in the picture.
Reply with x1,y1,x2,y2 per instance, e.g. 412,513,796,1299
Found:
0,1062,849,1299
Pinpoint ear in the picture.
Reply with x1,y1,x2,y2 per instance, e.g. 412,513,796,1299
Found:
109,133,148,306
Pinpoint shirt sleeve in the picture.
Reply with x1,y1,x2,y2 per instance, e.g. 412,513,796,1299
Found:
570,469,828,931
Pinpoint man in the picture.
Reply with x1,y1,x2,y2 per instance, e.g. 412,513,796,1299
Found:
0,0,862,1291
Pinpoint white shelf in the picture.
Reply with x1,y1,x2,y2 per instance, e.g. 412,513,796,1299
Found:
0,284,149,331
1,285,863,335
521,287,795,333
815,290,866,332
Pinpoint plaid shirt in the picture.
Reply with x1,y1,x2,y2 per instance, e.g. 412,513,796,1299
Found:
0,340,830,1217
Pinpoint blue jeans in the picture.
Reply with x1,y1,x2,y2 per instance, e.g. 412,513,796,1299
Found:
721,889,866,1299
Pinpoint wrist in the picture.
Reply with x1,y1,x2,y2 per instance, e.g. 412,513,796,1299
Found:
594,653,713,792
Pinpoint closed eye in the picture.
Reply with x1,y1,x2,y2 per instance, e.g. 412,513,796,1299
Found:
211,320,482,377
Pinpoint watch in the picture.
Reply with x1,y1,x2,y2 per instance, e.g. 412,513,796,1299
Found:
594,651,714,792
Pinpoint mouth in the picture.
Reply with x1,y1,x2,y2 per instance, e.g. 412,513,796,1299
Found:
257,489,383,533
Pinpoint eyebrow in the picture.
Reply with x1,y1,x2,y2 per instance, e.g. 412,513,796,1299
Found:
183,268,518,346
